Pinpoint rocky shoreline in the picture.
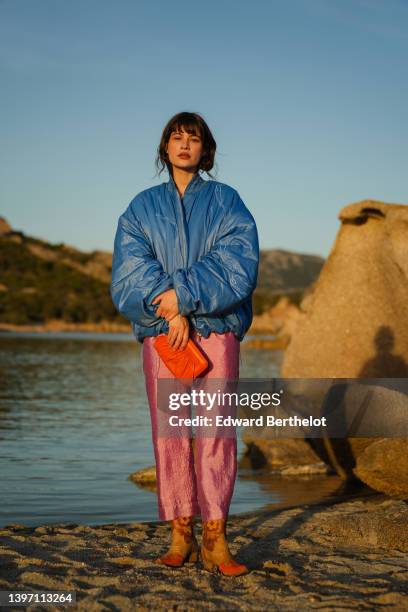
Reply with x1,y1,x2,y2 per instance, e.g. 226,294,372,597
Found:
0,301,295,339
0,322,275,336
1,494,407,611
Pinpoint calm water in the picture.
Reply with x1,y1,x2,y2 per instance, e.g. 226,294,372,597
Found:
0,332,348,528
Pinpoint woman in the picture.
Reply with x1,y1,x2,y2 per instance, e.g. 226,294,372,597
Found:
111,111,259,576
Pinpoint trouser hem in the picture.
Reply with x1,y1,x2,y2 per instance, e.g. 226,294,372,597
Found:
159,504,201,521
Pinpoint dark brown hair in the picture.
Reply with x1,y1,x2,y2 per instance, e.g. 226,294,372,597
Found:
155,111,217,178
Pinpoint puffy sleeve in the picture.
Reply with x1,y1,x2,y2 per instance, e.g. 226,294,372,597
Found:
172,190,259,317
110,202,173,326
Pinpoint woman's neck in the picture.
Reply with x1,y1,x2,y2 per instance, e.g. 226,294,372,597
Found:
171,167,197,198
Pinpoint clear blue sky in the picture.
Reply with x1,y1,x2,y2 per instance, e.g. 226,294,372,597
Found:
1,0,407,258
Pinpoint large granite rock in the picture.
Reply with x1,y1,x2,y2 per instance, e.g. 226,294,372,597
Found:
243,380,408,484
264,202,408,497
282,200,408,378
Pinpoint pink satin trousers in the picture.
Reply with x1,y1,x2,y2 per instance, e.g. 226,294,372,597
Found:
142,330,240,521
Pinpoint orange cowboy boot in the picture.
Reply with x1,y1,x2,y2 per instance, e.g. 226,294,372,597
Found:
201,518,249,576
155,515,199,568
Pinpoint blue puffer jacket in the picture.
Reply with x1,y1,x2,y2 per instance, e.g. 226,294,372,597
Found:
110,172,259,343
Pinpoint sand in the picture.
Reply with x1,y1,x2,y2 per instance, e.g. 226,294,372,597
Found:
1,494,407,611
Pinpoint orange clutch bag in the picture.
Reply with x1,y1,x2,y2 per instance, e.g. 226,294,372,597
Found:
153,334,209,378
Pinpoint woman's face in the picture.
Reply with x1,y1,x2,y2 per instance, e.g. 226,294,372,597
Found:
166,127,203,174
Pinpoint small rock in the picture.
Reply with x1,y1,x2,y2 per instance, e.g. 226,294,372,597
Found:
130,466,157,484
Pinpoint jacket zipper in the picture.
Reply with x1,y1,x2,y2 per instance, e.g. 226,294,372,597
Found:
175,188,202,337
175,191,188,267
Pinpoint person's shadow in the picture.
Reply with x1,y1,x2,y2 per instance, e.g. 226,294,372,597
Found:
358,326,408,377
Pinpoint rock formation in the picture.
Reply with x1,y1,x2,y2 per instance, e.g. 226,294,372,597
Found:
251,201,408,497
282,200,408,378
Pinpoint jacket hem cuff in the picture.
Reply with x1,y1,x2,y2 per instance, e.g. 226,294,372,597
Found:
145,277,174,308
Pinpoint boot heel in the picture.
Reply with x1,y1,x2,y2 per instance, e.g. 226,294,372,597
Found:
202,559,216,572
200,547,217,573
186,548,199,563
186,538,200,564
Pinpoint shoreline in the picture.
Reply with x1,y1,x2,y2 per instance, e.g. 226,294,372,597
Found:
1,492,407,610
0,480,377,532
0,321,131,334
0,321,277,336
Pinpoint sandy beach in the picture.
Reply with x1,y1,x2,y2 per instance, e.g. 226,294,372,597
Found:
1,493,407,611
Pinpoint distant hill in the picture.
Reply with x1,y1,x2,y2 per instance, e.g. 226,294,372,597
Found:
253,249,325,314
0,217,325,325
0,217,117,325
259,249,325,294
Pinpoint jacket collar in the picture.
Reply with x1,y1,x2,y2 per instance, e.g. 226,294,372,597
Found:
166,171,206,197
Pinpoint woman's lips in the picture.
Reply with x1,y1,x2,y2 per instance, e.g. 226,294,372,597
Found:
178,154,191,158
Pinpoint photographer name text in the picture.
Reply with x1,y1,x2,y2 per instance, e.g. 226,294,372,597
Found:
167,415,327,428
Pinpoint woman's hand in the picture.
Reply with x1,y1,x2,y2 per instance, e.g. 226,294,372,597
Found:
167,314,189,350
152,289,179,321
